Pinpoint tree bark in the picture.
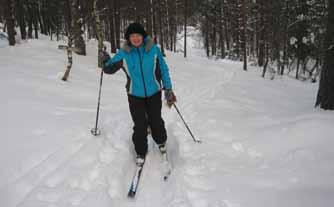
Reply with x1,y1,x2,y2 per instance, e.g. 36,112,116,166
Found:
26,1,33,39
32,1,39,39
158,0,165,56
152,0,158,43
114,0,120,48
316,0,334,110
146,0,153,36
108,0,116,53
241,0,247,70
72,0,86,55
93,0,104,68
219,0,225,59
184,0,187,58
4,0,15,45
258,0,266,67
62,0,74,81
16,0,27,40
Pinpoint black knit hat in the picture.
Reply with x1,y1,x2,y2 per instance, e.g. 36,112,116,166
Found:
125,23,147,41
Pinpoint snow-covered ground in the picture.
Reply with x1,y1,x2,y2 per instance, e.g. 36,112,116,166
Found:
1,32,334,207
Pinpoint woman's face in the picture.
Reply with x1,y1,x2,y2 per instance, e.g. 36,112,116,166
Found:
129,33,143,47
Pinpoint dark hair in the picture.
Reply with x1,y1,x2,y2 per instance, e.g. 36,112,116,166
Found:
125,22,147,41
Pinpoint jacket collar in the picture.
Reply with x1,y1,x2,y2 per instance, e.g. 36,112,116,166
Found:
122,36,154,53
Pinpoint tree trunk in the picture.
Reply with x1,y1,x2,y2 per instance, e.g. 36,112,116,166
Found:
184,0,187,58
158,0,165,56
146,0,153,36
241,0,247,70
93,0,104,68
262,42,269,78
219,0,225,59
27,10,33,38
164,0,170,50
134,0,144,23
296,58,300,79
62,0,74,81
223,1,230,53
16,0,27,40
231,0,240,59
212,15,217,56
32,1,39,39
174,0,178,52
258,1,265,67
114,0,121,48
36,1,45,35
281,0,290,75
4,0,15,45
108,0,117,53
72,0,86,55
315,0,334,110
152,0,158,43
205,16,210,57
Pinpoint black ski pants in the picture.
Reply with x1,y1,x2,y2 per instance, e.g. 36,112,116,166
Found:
128,91,167,157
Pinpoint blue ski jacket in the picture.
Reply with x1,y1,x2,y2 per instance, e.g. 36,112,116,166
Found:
103,36,173,98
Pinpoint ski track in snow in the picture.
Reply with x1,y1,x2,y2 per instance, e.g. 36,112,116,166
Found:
1,35,334,207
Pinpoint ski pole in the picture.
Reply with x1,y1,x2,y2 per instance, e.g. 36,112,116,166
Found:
173,103,201,143
91,46,106,136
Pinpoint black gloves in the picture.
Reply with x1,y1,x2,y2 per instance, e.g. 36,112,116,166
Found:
103,60,124,74
100,50,110,65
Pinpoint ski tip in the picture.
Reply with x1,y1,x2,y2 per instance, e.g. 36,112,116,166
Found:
128,190,136,198
163,171,171,181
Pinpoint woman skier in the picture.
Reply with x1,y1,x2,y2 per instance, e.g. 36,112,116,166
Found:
101,22,177,167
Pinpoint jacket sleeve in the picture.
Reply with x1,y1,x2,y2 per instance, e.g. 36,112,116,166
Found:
156,46,173,90
103,49,126,74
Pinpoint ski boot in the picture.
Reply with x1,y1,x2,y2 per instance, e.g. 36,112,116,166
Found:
136,155,145,167
158,142,167,155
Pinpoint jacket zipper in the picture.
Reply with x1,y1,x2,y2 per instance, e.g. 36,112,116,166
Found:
136,48,148,97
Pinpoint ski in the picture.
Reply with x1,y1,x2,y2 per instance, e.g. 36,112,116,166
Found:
128,162,145,198
161,151,172,181
127,147,171,198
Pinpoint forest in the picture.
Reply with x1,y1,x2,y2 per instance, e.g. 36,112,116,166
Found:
1,0,333,109
1,1,334,206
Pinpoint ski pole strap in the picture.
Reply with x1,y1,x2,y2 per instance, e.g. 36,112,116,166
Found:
173,104,201,143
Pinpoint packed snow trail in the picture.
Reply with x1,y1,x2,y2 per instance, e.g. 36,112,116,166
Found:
1,33,334,207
